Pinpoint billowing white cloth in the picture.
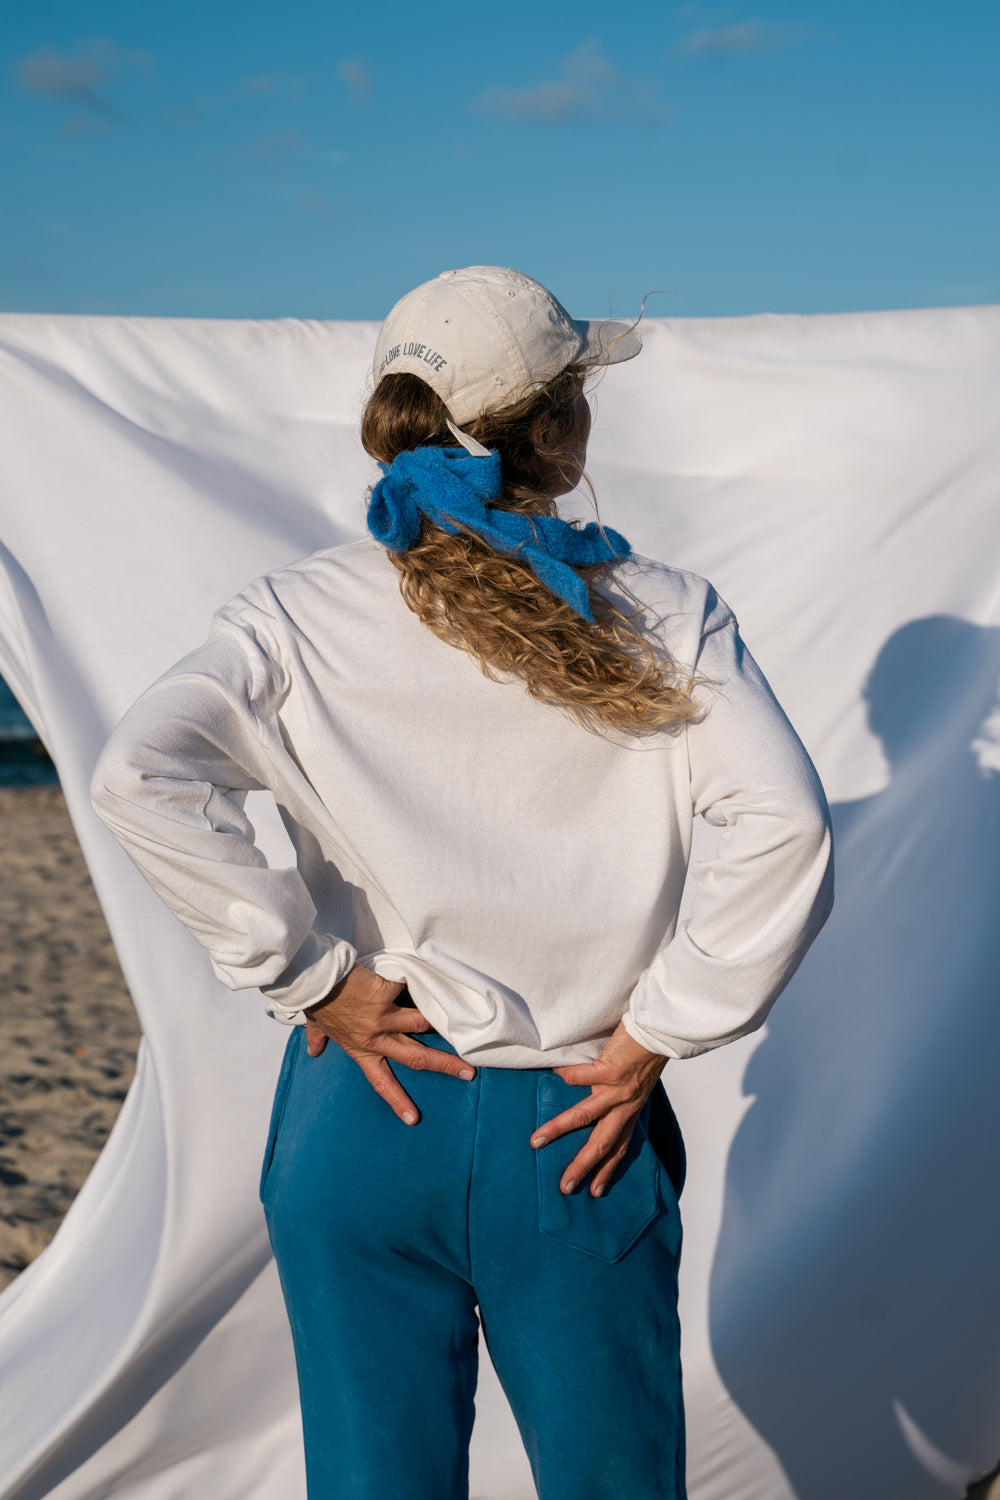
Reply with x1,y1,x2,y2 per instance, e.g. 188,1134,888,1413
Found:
0,304,998,1500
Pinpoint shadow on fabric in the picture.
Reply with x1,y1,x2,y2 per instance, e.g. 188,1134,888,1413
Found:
710,616,1000,1500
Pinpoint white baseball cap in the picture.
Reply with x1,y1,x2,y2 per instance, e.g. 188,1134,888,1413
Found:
372,265,643,430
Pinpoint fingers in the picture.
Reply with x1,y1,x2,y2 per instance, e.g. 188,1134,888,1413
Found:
377,1011,478,1080
530,1094,613,1148
587,1133,633,1197
355,1053,421,1126
529,1088,643,1197
349,1037,477,1125
560,1115,635,1198
383,1034,476,1082
381,1008,435,1034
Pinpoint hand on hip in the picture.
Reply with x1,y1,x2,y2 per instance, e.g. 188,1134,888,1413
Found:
303,964,476,1124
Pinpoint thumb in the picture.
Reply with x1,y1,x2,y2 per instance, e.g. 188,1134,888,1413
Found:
305,1021,328,1058
554,1031,623,1085
552,1060,602,1086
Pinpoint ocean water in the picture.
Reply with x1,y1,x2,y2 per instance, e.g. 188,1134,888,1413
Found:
0,676,58,787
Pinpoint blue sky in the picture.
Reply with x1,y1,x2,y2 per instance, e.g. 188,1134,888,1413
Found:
2,0,998,322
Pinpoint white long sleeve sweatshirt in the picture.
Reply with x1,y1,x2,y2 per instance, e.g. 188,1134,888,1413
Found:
89,537,833,1068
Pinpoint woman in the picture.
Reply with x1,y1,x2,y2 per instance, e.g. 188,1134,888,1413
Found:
90,265,833,1500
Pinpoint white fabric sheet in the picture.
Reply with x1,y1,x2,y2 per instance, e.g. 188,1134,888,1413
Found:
0,303,998,1500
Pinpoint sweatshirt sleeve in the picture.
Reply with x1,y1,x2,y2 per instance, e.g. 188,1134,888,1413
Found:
89,604,357,1013
622,607,834,1060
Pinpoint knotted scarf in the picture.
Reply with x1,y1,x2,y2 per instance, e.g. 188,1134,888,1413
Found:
367,445,631,622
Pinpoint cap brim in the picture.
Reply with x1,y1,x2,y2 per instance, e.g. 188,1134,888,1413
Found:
574,318,643,367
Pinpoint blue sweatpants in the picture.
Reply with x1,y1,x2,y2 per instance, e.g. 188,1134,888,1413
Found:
260,1022,686,1500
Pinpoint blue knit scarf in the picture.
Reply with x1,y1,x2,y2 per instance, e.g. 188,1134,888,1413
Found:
367,445,630,622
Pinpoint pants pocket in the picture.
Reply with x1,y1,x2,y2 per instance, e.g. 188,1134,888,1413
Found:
535,1075,679,1263
259,1027,301,1201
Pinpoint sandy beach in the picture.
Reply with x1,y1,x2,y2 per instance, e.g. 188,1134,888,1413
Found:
0,785,140,1291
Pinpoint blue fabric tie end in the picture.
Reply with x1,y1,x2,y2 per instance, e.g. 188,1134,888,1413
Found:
367,446,630,621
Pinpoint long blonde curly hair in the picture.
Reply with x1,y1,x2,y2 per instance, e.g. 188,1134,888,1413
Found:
360,365,698,736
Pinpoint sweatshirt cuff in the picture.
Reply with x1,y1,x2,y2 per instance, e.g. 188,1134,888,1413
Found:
621,1009,690,1061
260,929,357,1022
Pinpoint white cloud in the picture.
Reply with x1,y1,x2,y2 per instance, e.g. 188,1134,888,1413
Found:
224,131,304,179
675,20,811,57
61,114,114,138
476,42,667,126
300,191,335,221
17,39,151,122
165,95,213,131
338,59,371,105
244,129,302,159
167,74,306,132
241,74,307,98
217,128,303,182
220,130,346,187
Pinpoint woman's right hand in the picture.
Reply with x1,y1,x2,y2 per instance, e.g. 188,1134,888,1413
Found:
303,963,476,1124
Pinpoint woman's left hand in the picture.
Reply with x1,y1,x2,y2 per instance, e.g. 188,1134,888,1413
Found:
531,1021,667,1198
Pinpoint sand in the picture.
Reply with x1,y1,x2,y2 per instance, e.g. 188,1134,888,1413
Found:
0,785,140,1291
